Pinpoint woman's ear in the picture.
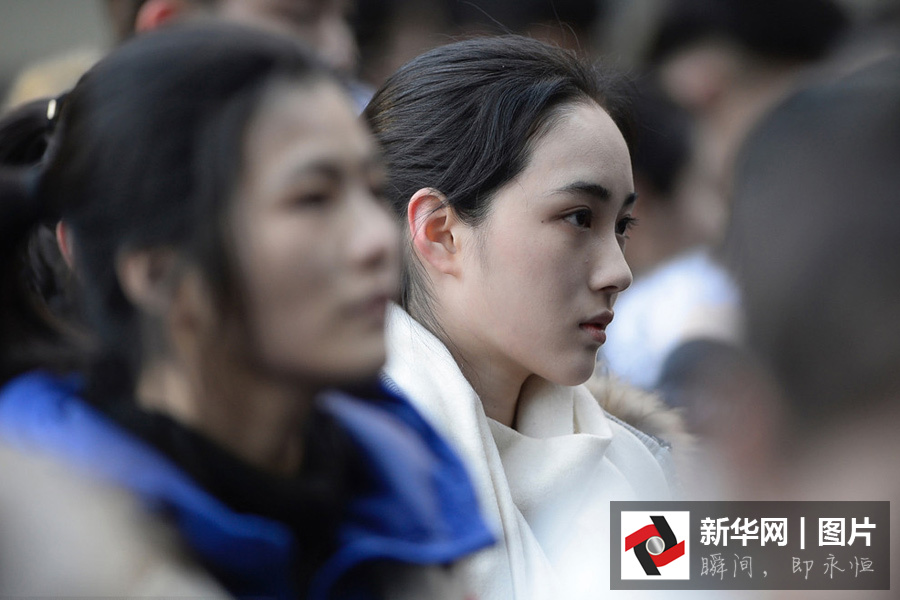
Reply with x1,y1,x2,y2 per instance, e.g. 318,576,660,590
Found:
407,188,461,276
55,221,75,270
117,250,214,369
116,247,180,316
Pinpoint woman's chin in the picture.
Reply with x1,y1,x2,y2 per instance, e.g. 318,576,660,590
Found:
543,358,597,388
346,343,390,382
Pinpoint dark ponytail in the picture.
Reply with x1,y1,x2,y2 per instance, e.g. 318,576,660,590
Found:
0,99,56,241
0,99,86,385
0,166,41,248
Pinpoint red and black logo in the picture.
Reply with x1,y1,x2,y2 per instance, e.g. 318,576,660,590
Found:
625,515,686,575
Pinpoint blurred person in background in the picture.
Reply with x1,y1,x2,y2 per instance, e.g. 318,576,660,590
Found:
596,79,750,494
597,76,743,391
654,336,787,499
724,53,900,596
4,0,372,390
366,36,678,600
647,0,848,246
108,0,359,77
352,0,619,96
601,0,850,393
631,1,899,500
0,24,492,598
5,0,364,111
615,79,693,280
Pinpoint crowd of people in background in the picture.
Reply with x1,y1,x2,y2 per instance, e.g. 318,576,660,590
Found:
1,0,898,598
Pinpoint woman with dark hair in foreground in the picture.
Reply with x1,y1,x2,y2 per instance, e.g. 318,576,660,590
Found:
0,24,492,599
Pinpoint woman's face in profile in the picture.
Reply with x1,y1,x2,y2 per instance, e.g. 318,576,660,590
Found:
454,101,635,386
230,81,399,386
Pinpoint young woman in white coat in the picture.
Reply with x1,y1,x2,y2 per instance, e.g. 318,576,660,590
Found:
365,36,676,600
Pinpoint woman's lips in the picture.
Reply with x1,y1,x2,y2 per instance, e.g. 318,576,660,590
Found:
580,311,613,344
580,322,607,344
347,290,393,325
359,295,390,321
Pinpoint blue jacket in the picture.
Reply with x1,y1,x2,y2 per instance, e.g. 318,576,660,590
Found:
0,371,494,599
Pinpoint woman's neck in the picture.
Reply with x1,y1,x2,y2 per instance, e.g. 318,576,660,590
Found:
430,318,531,428
136,358,313,476
457,358,525,428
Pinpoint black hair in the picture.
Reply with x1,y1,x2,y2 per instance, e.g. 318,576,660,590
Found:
649,0,849,64
0,23,330,384
0,99,85,383
363,35,635,326
726,56,900,434
0,23,360,596
4,25,329,397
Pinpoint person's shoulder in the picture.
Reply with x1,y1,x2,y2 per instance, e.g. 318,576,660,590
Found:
307,388,495,598
0,443,229,597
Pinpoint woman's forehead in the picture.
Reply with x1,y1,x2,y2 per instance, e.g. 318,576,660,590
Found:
522,103,632,188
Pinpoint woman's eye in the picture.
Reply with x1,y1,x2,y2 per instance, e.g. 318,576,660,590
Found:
370,183,388,203
616,215,638,237
563,209,593,229
292,191,332,208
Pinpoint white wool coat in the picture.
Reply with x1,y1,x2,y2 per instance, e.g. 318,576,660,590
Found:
384,305,677,600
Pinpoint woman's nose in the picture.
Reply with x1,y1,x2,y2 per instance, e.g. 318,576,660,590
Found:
589,239,633,295
347,190,401,272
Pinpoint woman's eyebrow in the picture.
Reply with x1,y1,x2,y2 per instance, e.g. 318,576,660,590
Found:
555,182,637,207
285,160,342,180
557,181,611,201
282,152,382,181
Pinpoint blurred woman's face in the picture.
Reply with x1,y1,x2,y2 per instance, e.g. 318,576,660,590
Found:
230,81,399,387
447,101,635,387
